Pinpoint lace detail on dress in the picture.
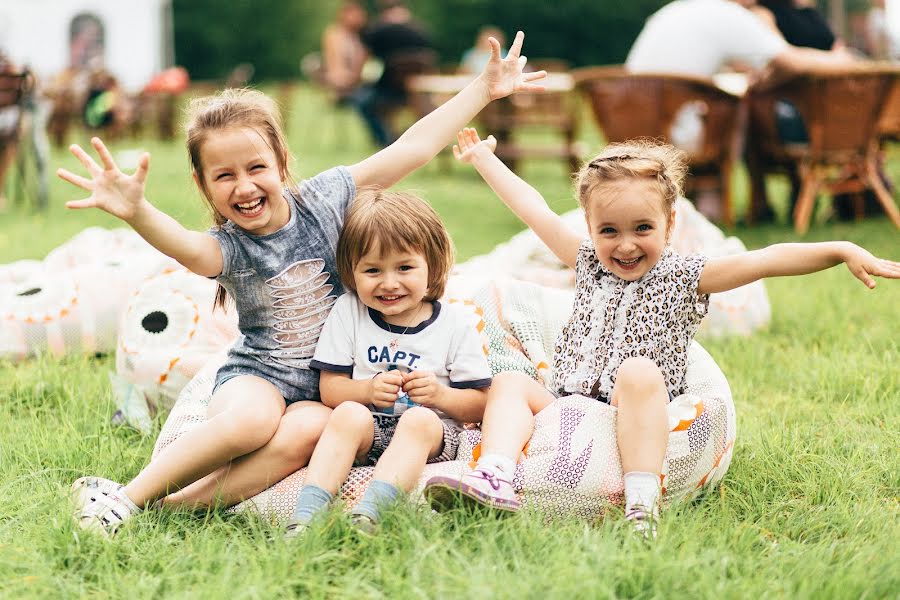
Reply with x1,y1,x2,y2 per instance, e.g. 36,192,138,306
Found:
266,259,336,368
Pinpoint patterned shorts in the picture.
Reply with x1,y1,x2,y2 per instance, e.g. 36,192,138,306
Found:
360,413,462,466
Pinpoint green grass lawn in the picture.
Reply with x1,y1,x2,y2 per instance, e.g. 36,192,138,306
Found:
1,84,898,598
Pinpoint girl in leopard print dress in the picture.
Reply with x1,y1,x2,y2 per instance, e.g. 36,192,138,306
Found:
424,129,900,537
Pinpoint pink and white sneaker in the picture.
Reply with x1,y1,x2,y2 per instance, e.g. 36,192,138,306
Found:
424,466,520,513
625,504,659,540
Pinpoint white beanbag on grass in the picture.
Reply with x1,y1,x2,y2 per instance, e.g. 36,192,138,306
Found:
113,267,239,432
153,279,736,522
0,228,174,362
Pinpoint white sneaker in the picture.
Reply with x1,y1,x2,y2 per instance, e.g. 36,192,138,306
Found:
70,476,123,511
75,487,140,537
424,466,520,513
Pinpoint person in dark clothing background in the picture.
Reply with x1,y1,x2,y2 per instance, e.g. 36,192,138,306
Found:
350,0,435,147
754,0,841,51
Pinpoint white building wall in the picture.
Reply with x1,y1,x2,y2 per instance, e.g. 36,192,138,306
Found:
0,0,169,92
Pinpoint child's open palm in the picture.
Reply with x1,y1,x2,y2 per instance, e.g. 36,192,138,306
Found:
57,137,150,222
844,245,900,288
453,128,496,164
481,31,546,100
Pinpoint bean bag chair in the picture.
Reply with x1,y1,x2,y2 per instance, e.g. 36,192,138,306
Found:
112,266,239,432
153,278,735,522
0,228,173,362
454,198,771,338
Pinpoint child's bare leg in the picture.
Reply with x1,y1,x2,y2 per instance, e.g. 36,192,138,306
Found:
611,357,669,473
122,375,286,508
352,407,444,524
611,357,668,536
160,400,331,508
287,402,374,532
371,407,444,491
479,371,555,467
423,371,552,512
303,402,375,494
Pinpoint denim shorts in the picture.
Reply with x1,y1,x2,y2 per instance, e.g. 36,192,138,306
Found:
213,350,320,404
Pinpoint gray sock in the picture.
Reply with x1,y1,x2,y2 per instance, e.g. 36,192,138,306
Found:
351,480,400,522
290,484,334,525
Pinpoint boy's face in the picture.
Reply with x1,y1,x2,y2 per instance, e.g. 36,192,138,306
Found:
585,180,674,282
353,243,431,326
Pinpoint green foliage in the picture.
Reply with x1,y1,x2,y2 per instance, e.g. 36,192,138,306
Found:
173,0,334,81
172,0,667,82
411,0,667,68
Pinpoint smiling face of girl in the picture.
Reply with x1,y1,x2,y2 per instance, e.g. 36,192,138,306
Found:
585,179,675,281
195,126,290,236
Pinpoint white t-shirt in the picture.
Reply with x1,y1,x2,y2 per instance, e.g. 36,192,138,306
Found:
310,293,492,417
626,0,789,77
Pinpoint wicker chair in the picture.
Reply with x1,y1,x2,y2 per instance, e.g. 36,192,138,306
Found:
572,66,743,227
878,75,900,143
745,64,900,233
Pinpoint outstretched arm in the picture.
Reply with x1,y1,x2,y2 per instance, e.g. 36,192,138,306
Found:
454,127,583,268
57,138,223,277
348,31,546,190
698,241,900,295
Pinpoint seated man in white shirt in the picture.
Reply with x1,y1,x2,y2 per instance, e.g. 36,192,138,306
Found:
626,0,854,79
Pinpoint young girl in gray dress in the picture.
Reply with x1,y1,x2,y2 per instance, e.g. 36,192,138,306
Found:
425,129,900,538
58,32,546,536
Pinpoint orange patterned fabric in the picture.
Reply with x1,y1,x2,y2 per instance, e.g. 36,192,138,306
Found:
154,278,736,522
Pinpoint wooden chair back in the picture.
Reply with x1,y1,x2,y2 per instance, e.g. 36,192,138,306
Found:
572,66,741,166
749,65,900,163
877,75,900,142
746,64,900,232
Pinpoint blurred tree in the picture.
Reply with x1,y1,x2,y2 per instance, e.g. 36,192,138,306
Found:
173,0,669,81
409,0,668,69
173,0,333,81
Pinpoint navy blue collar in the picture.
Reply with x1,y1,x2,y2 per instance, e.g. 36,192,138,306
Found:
368,301,441,334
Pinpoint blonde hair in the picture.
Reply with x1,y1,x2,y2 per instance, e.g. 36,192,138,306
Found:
184,88,293,309
337,189,454,302
574,138,687,216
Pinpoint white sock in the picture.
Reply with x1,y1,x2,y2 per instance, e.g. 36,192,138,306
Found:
477,453,517,477
623,471,660,514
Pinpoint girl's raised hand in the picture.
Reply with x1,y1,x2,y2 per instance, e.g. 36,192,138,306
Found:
57,137,150,222
453,127,497,164
480,30,546,100
843,245,900,289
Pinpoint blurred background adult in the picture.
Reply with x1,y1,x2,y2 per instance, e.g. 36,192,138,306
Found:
321,1,368,100
352,0,435,147
625,0,859,220
460,26,506,74
626,0,856,81
751,0,848,53
865,0,900,59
